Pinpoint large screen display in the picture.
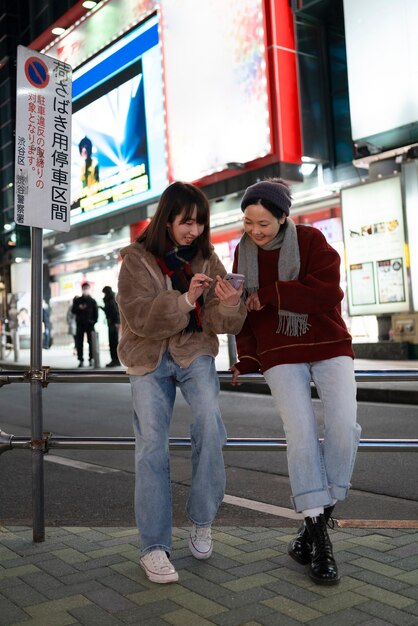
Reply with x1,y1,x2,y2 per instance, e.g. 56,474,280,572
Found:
70,14,167,226
341,177,410,316
344,0,418,154
162,0,271,181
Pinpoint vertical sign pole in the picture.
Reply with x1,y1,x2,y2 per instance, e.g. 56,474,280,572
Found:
30,226,45,542
15,46,72,542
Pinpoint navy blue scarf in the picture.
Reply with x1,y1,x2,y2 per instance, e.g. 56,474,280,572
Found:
157,241,203,333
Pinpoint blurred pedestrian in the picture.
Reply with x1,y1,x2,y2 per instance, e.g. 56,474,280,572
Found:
101,286,121,367
230,178,361,586
66,298,77,355
117,181,246,584
72,282,98,367
42,300,52,349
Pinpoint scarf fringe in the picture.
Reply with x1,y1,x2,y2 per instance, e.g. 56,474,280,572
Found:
276,311,310,336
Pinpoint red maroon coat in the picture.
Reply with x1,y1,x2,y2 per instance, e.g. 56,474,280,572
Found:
233,225,354,374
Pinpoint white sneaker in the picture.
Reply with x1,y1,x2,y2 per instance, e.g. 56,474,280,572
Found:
140,550,179,584
188,525,213,560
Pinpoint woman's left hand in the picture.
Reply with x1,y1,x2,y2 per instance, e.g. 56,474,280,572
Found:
214,275,243,306
245,292,264,311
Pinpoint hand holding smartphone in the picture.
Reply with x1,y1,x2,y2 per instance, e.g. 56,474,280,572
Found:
224,272,245,289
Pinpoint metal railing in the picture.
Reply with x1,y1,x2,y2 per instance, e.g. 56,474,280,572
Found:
1,365,418,540
1,368,417,455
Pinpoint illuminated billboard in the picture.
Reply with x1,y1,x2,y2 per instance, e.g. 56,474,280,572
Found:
341,177,410,316
344,0,418,154
162,0,272,181
70,14,167,226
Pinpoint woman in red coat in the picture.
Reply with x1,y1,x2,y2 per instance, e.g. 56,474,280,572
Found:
231,178,361,586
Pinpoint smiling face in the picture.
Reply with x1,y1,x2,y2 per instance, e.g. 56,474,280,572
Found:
243,203,286,246
168,207,205,246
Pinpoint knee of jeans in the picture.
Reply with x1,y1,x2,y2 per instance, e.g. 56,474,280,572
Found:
191,418,226,447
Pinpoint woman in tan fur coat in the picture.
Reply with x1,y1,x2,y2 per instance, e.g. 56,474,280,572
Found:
117,181,246,584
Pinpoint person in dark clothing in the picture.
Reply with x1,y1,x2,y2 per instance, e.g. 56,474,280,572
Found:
72,282,98,367
101,286,121,367
42,300,52,349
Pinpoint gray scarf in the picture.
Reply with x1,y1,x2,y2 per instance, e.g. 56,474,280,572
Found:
237,218,310,336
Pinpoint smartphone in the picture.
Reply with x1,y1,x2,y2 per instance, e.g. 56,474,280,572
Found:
224,272,245,289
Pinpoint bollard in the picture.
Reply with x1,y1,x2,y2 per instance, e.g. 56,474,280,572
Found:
11,329,19,363
91,330,100,368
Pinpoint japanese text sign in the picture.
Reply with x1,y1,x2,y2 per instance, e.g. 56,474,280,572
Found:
14,46,72,231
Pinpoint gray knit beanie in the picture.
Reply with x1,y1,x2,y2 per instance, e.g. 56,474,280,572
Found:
241,180,292,217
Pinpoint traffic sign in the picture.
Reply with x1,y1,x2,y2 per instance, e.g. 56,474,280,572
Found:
14,46,72,232
24,57,50,88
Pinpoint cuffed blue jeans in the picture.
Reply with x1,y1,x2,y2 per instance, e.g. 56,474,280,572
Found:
130,353,227,556
264,356,361,513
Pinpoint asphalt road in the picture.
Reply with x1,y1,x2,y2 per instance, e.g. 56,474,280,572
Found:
0,382,417,527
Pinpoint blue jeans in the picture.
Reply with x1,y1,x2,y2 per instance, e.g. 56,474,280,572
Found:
130,353,227,556
264,356,361,513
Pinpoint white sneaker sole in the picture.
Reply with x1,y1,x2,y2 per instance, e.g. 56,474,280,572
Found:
139,559,179,584
188,537,213,560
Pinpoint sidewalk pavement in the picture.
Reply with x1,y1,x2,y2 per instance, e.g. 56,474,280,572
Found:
1,344,418,403
1,523,418,626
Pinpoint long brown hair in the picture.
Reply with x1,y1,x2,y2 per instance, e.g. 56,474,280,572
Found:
137,181,211,258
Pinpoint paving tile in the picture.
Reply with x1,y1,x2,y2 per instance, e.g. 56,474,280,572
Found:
0,563,39,579
308,607,373,625
46,580,107,600
362,617,398,626
209,602,276,626
357,600,418,626
161,607,216,625
222,572,277,592
74,554,129,570
58,567,120,586
261,595,323,622
1,581,47,607
168,589,228,617
226,558,279,576
346,535,397,550
256,612,304,626
69,603,124,625
117,599,179,623
180,573,232,601
52,547,91,564
25,594,92,620
392,556,418,571
38,557,79,577
187,563,237,583
84,587,139,614
99,572,146,595
215,585,276,610
346,569,411,593
347,546,403,563
212,530,248,546
0,593,31,625
396,570,418,585
307,590,372,614
127,584,189,606
0,545,21,562
227,548,280,565
263,578,323,604
349,557,406,578
21,570,65,593
357,585,415,609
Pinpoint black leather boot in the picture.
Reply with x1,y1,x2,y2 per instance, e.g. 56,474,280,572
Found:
305,514,340,585
288,505,335,565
